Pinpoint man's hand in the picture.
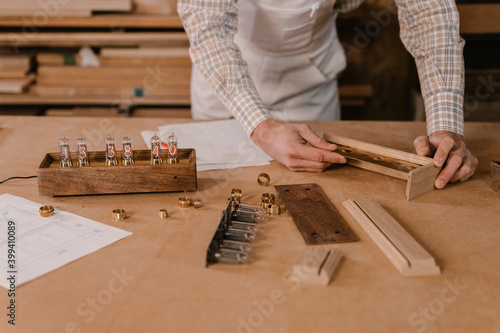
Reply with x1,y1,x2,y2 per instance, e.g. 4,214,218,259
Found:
414,131,478,189
251,119,346,172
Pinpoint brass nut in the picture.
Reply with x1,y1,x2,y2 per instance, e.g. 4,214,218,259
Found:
193,199,202,208
257,173,270,186
267,204,281,216
112,209,126,221
39,205,54,218
158,209,168,219
178,197,192,208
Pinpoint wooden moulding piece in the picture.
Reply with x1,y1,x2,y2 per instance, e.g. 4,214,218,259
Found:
491,160,500,191
342,198,440,277
289,247,342,286
37,149,196,196
324,133,441,201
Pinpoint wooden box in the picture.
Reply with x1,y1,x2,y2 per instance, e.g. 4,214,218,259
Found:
37,149,196,196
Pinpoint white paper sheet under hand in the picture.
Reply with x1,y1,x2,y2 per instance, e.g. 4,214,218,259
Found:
0,194,132,288
141,119,272,171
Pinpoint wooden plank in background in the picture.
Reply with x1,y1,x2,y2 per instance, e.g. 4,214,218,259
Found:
0,74,35,94
274,183,359,244
458,4,500,34
0,0,132,11
31,85,190,99
0,54,31,71
37,52,191,67
0,14,183,28
1,32,189,47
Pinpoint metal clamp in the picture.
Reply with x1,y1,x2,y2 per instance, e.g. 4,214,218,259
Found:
257,173,270,186
39,205,54,218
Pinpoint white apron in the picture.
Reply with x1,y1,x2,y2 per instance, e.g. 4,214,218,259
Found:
191,0,347,121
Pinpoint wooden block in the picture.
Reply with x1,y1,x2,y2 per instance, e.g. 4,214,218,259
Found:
274,183,359,244
289,247,342,286
342,198,441,277
491,160,500,191
324,133,441,201
0,74,35,94
37,149,197,196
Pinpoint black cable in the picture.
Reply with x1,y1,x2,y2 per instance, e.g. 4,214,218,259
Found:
0,176,37,185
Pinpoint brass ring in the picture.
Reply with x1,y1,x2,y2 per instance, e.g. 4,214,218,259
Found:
158,209,168,219
267,204,281,216
193,199,202,208
112,209,126,221
178,197,192,208
257,173,270,186
39,205,54,217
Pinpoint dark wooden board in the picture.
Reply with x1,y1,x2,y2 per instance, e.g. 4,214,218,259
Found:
37,149,196,196
274,184,359,245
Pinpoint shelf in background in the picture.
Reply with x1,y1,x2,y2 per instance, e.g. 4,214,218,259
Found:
0,13,183,29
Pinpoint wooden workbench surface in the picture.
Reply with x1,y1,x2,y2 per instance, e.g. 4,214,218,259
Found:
0,116,499,333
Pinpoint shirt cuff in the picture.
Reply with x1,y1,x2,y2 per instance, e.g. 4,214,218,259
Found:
425,92,464,136
227,87,272,137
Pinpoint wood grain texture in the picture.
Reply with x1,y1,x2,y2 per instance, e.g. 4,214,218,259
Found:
406,162,441,201
458,4,500,34
491,160,500,191
289,247,342,286
343,198,440,277
274,184,358,244
37,149,196,196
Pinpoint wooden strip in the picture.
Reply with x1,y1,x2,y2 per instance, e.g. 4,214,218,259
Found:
491,160,500,191
0,0,132,11
289,247,342,286
325,133,432,165
31,85,190,98
342,198,440,277
37,52,191,67
0,14,183,28
0,74,35,94
0,10,92,18
0,70,28,79
274,183,359,244
0,93,190,106
1,32,189,47
100,47,189,58
0,54,31,71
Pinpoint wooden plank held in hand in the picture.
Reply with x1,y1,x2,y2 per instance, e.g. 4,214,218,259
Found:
342,198,440,277
289,247,343,286
324,133,441,201
274,183,359,245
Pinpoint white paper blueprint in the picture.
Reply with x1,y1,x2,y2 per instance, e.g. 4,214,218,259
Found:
141,119,272,171
0,194,132,288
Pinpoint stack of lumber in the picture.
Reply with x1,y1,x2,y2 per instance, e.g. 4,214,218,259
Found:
0,0,132,17
32,47,191,104
0,54,35,94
